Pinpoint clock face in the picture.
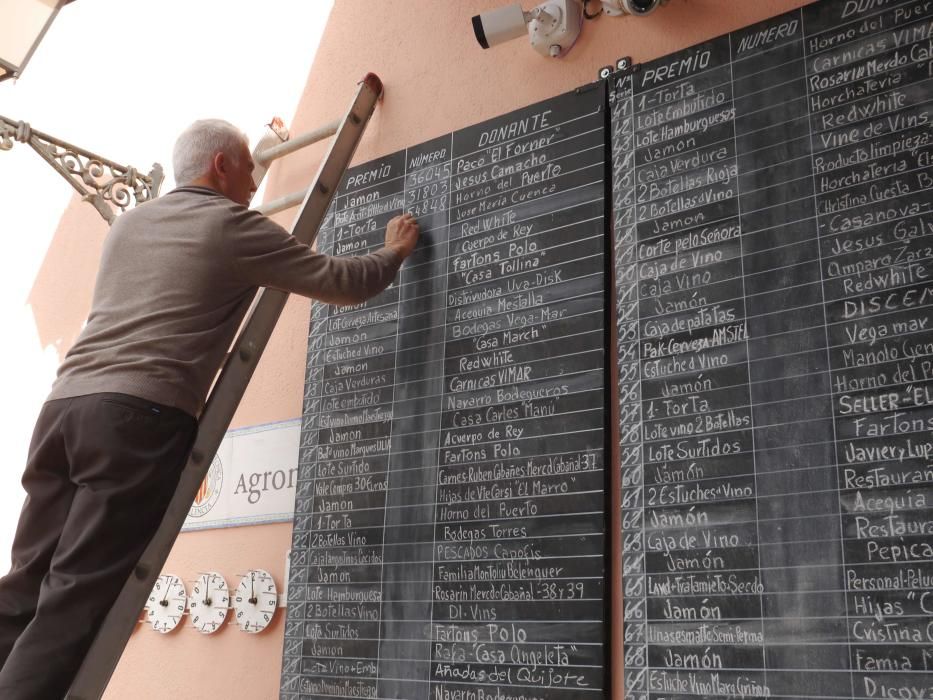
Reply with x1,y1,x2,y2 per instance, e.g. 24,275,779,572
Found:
146,573,187,634
233,569,277,633
188,571,230,634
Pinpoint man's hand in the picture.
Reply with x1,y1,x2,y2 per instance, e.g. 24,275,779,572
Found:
384,213,419,260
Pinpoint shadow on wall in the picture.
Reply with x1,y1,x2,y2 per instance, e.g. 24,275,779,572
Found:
28,193,110,361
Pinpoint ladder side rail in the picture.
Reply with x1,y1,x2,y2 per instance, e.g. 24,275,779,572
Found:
65,73,383,700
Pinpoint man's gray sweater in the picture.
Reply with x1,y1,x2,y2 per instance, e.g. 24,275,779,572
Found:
48,186,401,417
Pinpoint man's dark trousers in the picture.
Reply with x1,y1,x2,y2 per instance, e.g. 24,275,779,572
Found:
0,393,197,699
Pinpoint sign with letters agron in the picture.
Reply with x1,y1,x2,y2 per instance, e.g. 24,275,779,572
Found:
613,1,933,699
182,419,300,531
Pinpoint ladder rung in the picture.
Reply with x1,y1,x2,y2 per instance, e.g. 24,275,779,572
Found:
255,118,340,165
255,188,307,216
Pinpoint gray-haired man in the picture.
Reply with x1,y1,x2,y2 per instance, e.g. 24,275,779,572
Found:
0,119,418,698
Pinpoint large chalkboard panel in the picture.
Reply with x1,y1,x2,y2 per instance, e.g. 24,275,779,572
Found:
281,84,609,699
612,1,933,698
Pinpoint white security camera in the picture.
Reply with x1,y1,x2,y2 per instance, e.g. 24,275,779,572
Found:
472,5,528,49
601,0,666,16
472,0,583,58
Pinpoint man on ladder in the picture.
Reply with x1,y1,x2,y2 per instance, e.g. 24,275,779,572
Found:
0,117,419,699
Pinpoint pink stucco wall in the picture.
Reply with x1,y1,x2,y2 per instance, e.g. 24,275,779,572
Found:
60,1,818,697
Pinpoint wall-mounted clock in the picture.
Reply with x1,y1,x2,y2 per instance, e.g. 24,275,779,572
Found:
233,569,277,633
188,571,229,634
146,573,187,634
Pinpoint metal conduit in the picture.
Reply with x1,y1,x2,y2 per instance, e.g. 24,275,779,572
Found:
255,119,340,165
256,189,307,216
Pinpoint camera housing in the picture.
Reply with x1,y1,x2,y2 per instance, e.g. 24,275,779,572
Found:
472,1,583,58
472,5,528,49
601,0,665,16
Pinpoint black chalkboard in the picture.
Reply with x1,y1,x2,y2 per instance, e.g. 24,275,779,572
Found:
282,83,609,699
612,1,933,698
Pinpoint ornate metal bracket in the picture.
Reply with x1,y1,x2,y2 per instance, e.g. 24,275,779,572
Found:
1,114,163,224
